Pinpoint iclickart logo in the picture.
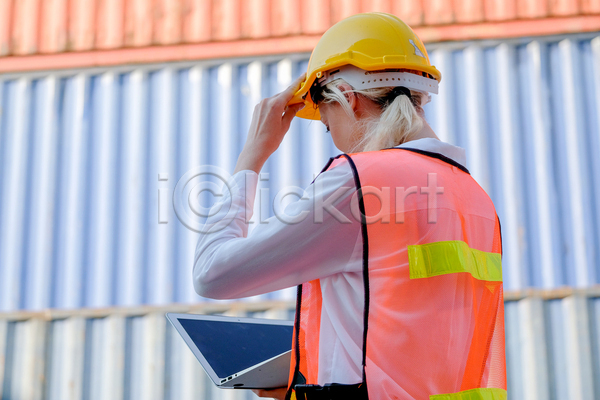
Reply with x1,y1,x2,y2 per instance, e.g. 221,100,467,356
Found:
160,166,445,233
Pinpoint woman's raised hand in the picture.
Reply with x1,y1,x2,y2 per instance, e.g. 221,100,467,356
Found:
234,74,306,174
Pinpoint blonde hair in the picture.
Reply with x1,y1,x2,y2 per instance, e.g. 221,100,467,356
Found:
321,80,428,152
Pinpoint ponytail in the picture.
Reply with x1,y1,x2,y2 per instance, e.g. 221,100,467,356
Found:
320,81,428,152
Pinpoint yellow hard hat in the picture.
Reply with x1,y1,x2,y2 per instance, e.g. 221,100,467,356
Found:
289,12,441,120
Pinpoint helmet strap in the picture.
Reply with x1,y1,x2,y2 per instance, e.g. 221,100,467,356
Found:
317,64,438,94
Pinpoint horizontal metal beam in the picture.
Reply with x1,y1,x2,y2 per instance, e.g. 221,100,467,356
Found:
0,286,600,321
0,300,297,321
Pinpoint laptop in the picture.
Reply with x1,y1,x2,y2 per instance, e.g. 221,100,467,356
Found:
166,313,294,389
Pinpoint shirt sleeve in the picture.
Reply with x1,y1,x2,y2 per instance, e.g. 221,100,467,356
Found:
193,160,363,299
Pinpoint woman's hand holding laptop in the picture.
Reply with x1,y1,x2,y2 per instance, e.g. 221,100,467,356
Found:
252,387,287,399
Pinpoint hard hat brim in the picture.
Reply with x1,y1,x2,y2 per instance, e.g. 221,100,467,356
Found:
288,61,441,121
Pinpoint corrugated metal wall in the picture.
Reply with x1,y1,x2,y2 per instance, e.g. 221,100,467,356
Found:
426,35,600,291
2,34,600,313
0,301,294,400
0,291,599,400
0,56,334,311
2,33,600,399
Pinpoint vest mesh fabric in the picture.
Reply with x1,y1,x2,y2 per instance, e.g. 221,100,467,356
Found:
288,149,506,399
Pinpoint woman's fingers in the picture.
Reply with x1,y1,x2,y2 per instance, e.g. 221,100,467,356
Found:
233,73,307,174
277,73,307,105
251,387,288,399
282,102,305,127
288,73,306,94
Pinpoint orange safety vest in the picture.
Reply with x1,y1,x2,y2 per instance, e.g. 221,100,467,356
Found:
287,148,507,400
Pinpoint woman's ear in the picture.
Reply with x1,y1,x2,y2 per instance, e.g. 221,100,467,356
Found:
337,82,358,112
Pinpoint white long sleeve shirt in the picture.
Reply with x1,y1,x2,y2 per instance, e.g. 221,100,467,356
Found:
194,138,467,384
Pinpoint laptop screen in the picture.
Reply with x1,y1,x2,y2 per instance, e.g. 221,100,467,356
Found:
178,318,293,378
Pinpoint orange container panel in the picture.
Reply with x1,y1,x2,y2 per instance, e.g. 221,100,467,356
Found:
12,0,40,55
361,0,392,13
454,0,485,23
241,0,271,39
331,0,362,24
271,0,302,37
68,0,96,51
154,0,183,45
182,0,212,43
392,0,424,27
551,0,581,15
582,0,600,13
423,0,456,25
212,0,241,41
0,0,599,66
517,0,550,19
0,0,13,56
301,0,331,34
39,0,67,54
96,0,124,49
484,0,517,21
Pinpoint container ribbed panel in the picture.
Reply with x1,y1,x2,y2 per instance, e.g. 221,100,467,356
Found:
1,0,599,58
0,292,599,399
1,35,600,312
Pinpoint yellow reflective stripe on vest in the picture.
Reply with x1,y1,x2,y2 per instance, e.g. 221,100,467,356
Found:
408,240,502,282
430,388,507,400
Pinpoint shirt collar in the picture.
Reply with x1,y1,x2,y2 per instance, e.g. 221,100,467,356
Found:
396,138,467,169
